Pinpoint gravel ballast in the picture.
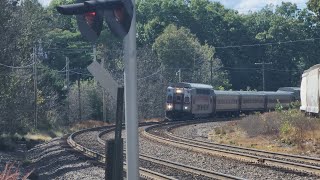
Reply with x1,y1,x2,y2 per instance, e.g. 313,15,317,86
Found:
27,136,104,179
101,122,317,180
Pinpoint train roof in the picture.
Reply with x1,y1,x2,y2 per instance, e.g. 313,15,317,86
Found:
214,90,240,95
169,82,213,89
303,64,320,74
260,91,293,95
278,87,300,91
235,91,265,95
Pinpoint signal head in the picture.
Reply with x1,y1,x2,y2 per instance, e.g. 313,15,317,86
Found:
75,0,103,42
104,0,133,39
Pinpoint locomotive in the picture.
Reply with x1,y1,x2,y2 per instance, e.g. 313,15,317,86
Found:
165,82,295,120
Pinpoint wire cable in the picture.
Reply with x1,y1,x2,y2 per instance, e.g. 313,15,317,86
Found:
138,66,163,81
0,62,34,69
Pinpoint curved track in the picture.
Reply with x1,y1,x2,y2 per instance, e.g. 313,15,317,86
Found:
142,121,320,176
67,124,177,180
97,126,244,180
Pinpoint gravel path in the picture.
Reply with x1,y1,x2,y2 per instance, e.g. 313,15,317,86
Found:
101,123,316,180
27,136,104,179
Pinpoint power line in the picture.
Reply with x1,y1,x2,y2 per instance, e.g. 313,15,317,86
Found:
0,62,34,69
69,70,93,77
138,66,163,81
153,37,320,51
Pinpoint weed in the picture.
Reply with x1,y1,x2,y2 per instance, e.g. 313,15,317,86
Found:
214,127,221,135
0,162,33,180
221,128,226,135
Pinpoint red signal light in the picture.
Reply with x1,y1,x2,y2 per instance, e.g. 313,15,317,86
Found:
85,12,96,25
113,7,124,23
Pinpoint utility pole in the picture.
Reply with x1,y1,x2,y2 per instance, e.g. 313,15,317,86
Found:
78,69,82,121
66,57,70,123
255,61,272,91
33,46,38,129
210,57,213,85
177,69,181,82
66,57,70,90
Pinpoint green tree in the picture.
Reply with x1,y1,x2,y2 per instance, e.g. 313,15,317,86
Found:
308,0,320,16
152,24,229,88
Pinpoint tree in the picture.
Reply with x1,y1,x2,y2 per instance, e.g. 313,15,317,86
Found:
308,0,320,16
152,24,229,88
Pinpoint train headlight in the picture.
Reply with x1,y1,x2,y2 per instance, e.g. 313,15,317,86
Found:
176,89,183,93
167,104,173,110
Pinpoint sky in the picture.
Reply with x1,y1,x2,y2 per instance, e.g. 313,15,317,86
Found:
211,0,308,13
39,0,308,12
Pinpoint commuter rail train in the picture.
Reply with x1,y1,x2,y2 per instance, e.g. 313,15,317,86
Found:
165,82,295,119
300,64,320,116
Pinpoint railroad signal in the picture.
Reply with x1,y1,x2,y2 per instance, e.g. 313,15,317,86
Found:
56,0,133,40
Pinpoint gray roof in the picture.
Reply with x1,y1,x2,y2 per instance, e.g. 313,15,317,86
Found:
278,87,300,91
214,90,240,95
170,82,213,89
260,91,293,95
235,91,265,96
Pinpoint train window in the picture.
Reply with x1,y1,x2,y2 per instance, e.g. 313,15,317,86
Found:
184,97,190,103
167,95,173,103
196,89,210,95
176,96,181,102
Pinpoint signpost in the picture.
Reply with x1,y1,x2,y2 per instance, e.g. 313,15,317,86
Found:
87,61,118,99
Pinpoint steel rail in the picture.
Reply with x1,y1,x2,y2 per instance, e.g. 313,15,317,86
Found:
143,124,320,176
166,123,320,166
97,127,245,180
67,123,176,180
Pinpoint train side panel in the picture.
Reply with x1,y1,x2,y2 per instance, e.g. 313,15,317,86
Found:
215,91,240,113
191,89,213,116
306,68,320,113
238,92,265,111
264,92,293,110
300,72,308,111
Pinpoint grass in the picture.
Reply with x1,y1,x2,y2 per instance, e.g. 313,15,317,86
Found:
208,110,320,155
68,120,110,132
0,120,113,152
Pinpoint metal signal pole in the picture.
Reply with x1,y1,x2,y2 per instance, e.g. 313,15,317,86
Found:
255,61,272,91
123,0,139,178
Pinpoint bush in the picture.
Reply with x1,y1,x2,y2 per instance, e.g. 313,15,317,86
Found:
240,109,320,148
238,112,281,137
275,99,283,112
214,127,221,135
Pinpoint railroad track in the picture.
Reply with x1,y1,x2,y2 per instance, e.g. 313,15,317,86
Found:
97,127,244,180
67,123,177,180
142,121,320,176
